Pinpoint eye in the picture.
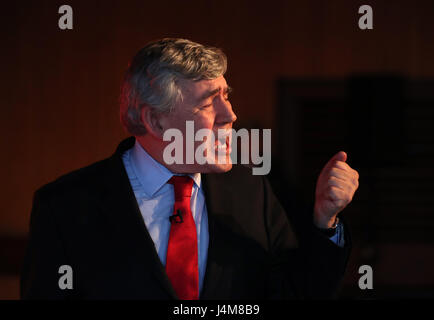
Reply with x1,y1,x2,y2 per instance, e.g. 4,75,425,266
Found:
193,104,211,114
199,103,212,110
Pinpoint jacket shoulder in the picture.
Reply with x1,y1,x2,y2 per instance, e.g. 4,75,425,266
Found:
36,137,135,199
35,157,114,200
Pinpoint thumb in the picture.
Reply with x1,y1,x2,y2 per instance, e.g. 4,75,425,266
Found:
323,151,347,171
333,151,347,162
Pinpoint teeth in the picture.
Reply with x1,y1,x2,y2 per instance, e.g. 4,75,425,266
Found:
213,129,232,155
215,142,227,150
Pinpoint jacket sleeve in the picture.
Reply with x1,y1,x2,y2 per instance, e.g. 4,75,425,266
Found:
20,188,73,299
263,176,351,299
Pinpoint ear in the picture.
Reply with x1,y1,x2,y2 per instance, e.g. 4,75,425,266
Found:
140,105,165,139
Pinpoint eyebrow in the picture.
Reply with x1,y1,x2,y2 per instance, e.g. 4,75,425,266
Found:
197,86,233,103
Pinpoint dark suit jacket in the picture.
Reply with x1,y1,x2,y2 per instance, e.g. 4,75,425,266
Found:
21,137,351,299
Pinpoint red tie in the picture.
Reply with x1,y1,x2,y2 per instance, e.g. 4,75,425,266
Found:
166,176,199,300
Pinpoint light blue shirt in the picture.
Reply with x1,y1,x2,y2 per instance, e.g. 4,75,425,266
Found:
121,141,344,294
122,141,209,293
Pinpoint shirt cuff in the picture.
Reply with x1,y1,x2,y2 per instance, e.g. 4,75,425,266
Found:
328,221,345,248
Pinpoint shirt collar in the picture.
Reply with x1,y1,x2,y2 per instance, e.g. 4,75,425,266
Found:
130,140,201,197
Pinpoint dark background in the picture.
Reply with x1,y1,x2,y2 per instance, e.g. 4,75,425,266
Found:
1,0,434,299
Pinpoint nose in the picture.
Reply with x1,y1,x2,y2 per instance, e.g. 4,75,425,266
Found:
216,96,237,125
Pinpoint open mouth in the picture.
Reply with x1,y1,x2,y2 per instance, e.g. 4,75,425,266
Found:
214,129,232,156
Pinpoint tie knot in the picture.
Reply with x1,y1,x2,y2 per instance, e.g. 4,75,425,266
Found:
168,176,194,201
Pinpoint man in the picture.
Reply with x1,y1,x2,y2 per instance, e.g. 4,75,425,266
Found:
21,38,359,299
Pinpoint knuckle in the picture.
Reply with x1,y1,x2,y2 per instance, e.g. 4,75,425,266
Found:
327,186,336,197
335,199,345,207
338,161,348,168
354,179,359,188
353,170,360,180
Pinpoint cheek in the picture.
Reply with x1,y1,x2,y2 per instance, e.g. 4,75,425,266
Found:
194,112,215,130
163,111,191,131
159,113,178,130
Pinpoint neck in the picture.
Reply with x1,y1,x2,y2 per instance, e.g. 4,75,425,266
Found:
135,134,166,164
135,135,194,174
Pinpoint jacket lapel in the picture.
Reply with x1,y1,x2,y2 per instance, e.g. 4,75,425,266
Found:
98,137,178,299
199,173,225,299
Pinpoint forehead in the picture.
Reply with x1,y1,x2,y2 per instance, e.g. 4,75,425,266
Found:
178,76,228,103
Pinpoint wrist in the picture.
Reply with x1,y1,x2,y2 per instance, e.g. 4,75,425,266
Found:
314,216,340,237
313,213,339,229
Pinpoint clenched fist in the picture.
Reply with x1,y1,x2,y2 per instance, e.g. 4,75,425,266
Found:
313,151,359,229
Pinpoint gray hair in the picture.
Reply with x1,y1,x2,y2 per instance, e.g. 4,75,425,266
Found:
119,38,227,135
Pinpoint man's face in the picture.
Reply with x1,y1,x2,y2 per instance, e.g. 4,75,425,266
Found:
158,75,237,173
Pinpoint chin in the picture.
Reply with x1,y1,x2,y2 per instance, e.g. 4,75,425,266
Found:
169,162,232,174
208,163,233,173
